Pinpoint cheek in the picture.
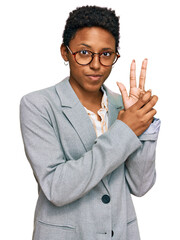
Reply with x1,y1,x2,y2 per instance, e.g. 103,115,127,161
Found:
69,62,86,77
69,61,81,75
104,67,112,78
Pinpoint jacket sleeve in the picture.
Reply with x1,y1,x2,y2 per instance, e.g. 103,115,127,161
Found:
20,94,142,207
125,118,161,197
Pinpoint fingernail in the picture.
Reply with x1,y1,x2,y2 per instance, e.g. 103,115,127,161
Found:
133,59,135,63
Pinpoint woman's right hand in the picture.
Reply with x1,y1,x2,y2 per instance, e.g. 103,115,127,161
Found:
117,91,158,136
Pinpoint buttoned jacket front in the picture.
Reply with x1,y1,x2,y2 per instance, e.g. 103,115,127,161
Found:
20,77,159,240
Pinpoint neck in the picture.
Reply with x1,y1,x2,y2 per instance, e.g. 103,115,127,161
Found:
69,79,103,107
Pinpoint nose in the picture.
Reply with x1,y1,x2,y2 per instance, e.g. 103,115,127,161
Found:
89,54,101,70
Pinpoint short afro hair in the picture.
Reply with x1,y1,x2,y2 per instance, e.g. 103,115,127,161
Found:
62,6,120,51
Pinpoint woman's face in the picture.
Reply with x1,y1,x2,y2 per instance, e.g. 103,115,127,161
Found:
61,27,116,94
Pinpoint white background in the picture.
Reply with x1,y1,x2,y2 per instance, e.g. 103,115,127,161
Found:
0,0,179,239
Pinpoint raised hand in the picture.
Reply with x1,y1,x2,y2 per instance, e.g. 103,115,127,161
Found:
117,59,149,110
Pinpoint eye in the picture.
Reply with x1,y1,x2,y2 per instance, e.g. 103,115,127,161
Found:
102,52,112,57
79,50,90,55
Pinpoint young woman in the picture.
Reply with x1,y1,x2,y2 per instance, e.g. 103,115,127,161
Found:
20,6,160,240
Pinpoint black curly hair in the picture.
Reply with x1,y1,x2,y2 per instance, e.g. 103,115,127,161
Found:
63,6,120,52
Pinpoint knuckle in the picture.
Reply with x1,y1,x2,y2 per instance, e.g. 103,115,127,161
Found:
141,91,151,102
130,76,136,81
129,107,135,113
149,101,154,108
153,109,157,116
140,116,146,125
153,109,157,114
140,97,146,104
137,111,142,118
118,110,124,117
140,76,145,80
150,96,157,106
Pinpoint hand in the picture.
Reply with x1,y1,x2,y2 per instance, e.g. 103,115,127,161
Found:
117,59,149,110
117,91,158,136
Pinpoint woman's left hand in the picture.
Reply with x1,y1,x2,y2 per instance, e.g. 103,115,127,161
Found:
117,58,151,110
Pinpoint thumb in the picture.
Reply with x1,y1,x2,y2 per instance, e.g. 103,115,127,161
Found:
116,82,128,103
117,109,125,120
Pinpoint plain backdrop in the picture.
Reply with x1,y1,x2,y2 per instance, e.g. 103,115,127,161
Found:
1,0,179,239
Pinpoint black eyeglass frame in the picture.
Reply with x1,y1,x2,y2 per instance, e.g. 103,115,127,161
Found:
66,45,120,67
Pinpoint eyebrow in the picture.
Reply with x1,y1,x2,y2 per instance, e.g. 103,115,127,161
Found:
78,43,114,51
78,43,91,48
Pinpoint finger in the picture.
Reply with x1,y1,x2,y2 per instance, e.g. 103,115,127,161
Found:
132,91,152,110
130,60,136,88
145,109,157,121
116,82,129,103
141,95,158,114
145,117,154,130
139,89,152,99
117,109,125,119
118,109,125,116
140,90,152,103
147,89,152,95
139,58,148,90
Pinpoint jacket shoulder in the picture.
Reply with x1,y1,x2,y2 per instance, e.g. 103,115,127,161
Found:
20,83,61,111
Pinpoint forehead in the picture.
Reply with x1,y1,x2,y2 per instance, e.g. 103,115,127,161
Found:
69,27,116,50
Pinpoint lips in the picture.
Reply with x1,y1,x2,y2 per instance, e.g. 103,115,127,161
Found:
86,74,103,81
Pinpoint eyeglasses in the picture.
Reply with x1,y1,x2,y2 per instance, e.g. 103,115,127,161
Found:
66,46,120,67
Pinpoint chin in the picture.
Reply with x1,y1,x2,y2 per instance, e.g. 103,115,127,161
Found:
85,82,103,92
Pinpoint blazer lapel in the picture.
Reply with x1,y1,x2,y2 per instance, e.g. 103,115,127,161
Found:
55,77,97,152
108,102,120,128
102,85,124,193
63,105,97,152
103,84,124,128
55,78,124,195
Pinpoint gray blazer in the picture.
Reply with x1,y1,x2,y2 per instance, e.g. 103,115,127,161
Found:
20,77,159,240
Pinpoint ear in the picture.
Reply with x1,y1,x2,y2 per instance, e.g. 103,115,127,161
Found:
60,43,69,61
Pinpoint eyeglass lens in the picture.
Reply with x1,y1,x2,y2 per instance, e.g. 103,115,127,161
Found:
75,50,118,66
